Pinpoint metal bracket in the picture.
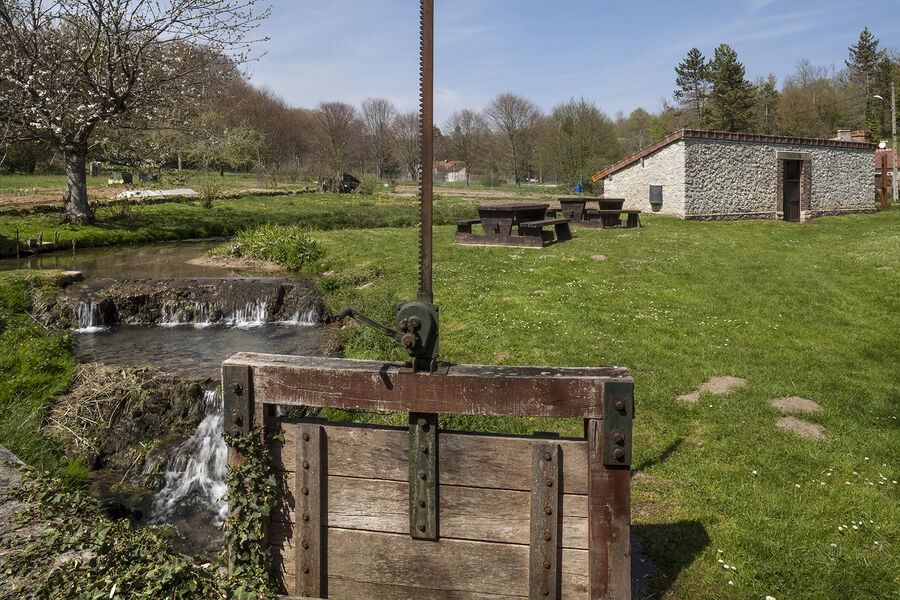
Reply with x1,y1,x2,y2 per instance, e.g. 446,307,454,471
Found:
409,412,438,539
295,423,324,598
530,441,560,600
603,381,634,466
223,365,251,437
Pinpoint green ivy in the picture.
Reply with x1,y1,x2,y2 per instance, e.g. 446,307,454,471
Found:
221,427,280,594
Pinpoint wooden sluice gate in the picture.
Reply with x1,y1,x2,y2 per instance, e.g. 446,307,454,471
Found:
223,354,634,599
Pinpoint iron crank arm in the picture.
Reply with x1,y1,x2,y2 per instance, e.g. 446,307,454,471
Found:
335,302,439,371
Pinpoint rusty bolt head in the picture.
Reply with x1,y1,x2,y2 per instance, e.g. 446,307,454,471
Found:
420,444,428,454
231,413,241,425
543,505,553,516
302,432,310,442
230,380,243,395
302,513,310,522
398,319,409,332
418,499,426,508
543,531,552,541
230,425,241,436
409,317,421,330
301,565,309,574
543,560,551,569
544,452,552,461
302,460,310,470
301,486,309,496
418,469,426,480
301,540,309,550
417,522,426,532
401,333,416,349
545,478,553,487
613,430,625,444
613,447,626,461
615,398,626,411
541,586,549,596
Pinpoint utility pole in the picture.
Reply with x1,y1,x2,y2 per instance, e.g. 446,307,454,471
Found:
892,81,897,206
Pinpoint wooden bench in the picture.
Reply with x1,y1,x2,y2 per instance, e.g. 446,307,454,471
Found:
454,218,481,234
589,209,642,228
519,217,573,243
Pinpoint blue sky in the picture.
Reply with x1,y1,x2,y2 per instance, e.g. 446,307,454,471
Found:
246,0,899,126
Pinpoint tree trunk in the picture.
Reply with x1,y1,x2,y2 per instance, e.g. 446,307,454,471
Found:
63,143,94,225
178,151,183,171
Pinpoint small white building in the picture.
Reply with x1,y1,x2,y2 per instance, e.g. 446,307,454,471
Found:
434,160,467,184
593,129,876,221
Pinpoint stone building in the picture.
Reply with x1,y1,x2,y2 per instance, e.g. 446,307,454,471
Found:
592,130,876,221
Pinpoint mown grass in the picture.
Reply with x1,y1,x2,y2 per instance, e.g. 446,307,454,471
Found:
310,210,899,600
0,192,479,255
0,272,81,479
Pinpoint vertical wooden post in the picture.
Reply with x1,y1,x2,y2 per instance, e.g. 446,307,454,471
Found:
587,419,631,600
295,423,324,598
881,154,889,211
222,364,252,576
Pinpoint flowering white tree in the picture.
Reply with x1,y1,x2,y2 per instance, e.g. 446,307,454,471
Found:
0,0,269,224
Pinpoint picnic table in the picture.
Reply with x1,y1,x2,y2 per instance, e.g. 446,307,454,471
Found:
551,197,641,229
454,202,572,248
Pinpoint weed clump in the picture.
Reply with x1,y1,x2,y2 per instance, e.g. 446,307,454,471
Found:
215,224,325,271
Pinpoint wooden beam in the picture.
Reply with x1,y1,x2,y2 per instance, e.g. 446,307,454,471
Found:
223,354,633,419
530,442,560,600
293,423,324,598
586,420,631,600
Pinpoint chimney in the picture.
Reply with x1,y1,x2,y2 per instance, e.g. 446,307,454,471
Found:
835,129,852,141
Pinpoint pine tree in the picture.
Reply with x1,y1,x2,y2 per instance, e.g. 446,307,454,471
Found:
674,48,710,124
846,27,885,136
705,44,755,132
753,75,780,135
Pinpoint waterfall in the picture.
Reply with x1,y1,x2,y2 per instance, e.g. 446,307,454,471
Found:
222,299,270,329
74,301,106,333
149,389,228,527
278,306,320,326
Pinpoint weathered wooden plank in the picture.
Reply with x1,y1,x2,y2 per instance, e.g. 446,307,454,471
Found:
269,422,589,494
223,354,633,418
530,442,560,600
587,419,631,600
273,529,589,599
293,423,323,598
270,478,588,550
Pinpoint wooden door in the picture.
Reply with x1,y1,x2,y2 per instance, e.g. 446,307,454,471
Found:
783,160,801,221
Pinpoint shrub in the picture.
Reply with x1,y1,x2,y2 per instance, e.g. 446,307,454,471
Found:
198,179,222,209
358,173,378,196
225,224,325,271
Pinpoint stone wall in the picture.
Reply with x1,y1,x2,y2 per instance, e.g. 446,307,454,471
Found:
603,141,685,216
683,139,874,219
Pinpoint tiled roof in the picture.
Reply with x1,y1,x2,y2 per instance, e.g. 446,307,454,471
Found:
593,129,878,182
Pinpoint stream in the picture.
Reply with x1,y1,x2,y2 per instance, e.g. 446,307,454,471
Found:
1,240,326,555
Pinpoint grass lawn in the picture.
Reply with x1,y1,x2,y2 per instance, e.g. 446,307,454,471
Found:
0,169,261,192
0,192,481,255
310,210,899,600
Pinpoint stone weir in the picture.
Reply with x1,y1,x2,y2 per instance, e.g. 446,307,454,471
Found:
48,277,326,330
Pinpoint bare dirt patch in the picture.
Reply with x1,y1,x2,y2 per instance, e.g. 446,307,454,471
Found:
770,396,821,414
775,416,826,440
591,254,607,261
678,376,748,402
185,255,281,272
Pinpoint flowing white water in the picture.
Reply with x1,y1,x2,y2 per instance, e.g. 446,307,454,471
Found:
74,301,107,333
149,389,228,526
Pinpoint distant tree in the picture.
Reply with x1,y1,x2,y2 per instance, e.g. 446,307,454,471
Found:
674,48,710,123
314,102,359,187
846,27,885,135
705,44,755,132
753,75,780,135
0,0,269,224
538,97,618,191
485,93,541,188
445,109,487,187
617,108,653,155
392,111,420,182
360,97,397,179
